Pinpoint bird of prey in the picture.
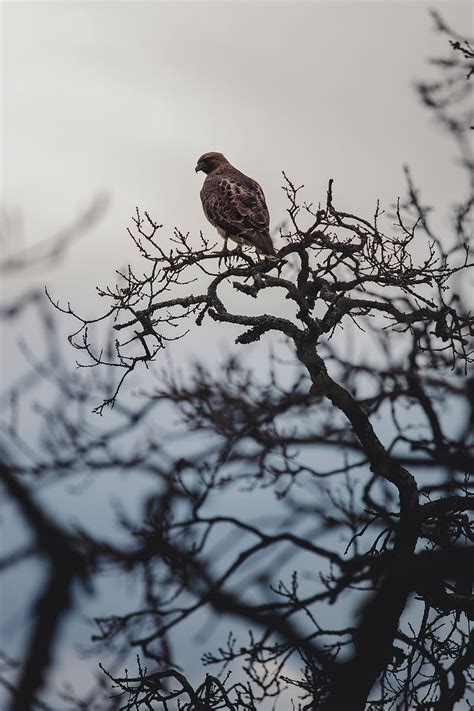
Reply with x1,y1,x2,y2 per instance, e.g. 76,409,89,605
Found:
195,152,277,260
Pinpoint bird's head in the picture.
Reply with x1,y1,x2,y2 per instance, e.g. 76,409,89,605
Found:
195,152,228,175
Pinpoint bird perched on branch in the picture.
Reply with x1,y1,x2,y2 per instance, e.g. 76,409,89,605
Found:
195,152,277,260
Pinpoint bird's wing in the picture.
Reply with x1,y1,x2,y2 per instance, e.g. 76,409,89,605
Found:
202,171,270,243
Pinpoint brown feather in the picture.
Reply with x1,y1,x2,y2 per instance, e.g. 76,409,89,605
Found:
198,155,276,258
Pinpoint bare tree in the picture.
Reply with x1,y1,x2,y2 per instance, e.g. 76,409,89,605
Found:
1,12,472,711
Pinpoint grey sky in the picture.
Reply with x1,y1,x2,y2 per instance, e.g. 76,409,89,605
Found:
2,0,472,310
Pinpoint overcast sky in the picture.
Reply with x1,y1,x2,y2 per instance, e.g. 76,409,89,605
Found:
2,0,472,308
1,1,472,706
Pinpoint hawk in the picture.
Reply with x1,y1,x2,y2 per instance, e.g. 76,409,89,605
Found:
195,152,276,259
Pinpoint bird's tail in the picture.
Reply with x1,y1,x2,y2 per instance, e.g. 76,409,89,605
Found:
259,231,277,259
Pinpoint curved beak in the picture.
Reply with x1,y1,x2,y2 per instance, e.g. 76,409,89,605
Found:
195,161,203,173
